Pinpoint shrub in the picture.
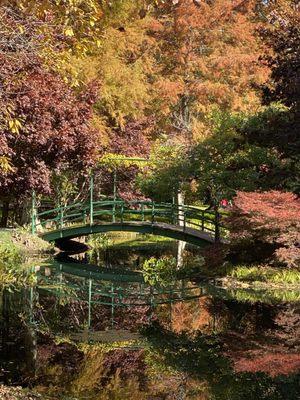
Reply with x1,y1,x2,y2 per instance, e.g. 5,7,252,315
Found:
142,256,177,286
229,191,300,268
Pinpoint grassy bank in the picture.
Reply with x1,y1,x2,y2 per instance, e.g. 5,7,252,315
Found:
87,232,175,252
201,264,300,292
107,233,175,248
0,228,52,256
226,265,300,285
0,228,53,286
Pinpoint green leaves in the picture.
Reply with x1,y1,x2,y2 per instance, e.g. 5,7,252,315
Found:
142,256,177,286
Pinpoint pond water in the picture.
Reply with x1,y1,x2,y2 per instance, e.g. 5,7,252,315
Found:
0,234,300,399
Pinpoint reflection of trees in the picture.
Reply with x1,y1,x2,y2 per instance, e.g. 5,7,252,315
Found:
171,297,213,333
143,322,300,400
170,295,278,335
207,298,278,334
90,243,177,270
35,292,152,333
35,294,89,333
0,288,36,385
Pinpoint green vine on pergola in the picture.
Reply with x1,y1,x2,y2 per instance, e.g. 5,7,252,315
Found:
97,153,152,171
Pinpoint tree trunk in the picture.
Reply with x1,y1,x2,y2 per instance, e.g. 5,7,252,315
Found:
0,201,9,227
19,199,31,226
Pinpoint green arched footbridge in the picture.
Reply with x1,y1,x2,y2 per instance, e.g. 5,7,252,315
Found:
32,199,226,246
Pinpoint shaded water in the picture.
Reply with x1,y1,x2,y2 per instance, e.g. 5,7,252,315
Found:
0,235,300,399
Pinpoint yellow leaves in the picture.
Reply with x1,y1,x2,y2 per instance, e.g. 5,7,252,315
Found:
89,15,98,28
64,27,74,37
190,179,199,194
0,156,13,173
8,119,22,134
98,32,150,126
192,119,211,141
98,153,150,171
92,115,109,144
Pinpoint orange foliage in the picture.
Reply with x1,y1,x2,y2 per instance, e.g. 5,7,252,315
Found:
172,297,213,333
152,0,270,118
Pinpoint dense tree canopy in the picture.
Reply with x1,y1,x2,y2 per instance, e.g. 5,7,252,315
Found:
0,0,299,231
0,69,100,199
149,0,270,139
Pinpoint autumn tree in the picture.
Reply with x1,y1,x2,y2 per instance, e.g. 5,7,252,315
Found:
137,0,273,203
235,0,300,194
0,7,47,173
3,0,104,51
0,67,100,226
149,0,270,140
261,0,300,114
61,2,160,200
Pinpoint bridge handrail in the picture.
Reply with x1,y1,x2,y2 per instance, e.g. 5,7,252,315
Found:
33,198,227,242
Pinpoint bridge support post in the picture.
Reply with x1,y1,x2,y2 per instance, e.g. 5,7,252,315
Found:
88,278,92,329
90,172,94,225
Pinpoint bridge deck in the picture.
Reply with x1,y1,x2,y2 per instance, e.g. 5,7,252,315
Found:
41,221,226,246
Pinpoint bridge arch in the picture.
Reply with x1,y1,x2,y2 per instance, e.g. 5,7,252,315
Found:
42,221,216,247
33,199,226,247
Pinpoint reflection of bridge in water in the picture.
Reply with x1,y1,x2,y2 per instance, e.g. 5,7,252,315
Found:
36,261,211,330
32,199,227,246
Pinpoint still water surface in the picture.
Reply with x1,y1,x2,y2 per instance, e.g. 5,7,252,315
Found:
0,236,299,399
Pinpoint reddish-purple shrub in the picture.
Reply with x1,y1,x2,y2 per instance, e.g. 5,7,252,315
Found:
229,191,300,267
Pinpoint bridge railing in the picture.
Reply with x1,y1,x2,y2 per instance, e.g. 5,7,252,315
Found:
33,199,226,242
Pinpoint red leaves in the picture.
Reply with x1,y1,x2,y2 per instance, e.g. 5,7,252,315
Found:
230,191,300,267
234,191,300,222
0,69,101,199
234,351,300,377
